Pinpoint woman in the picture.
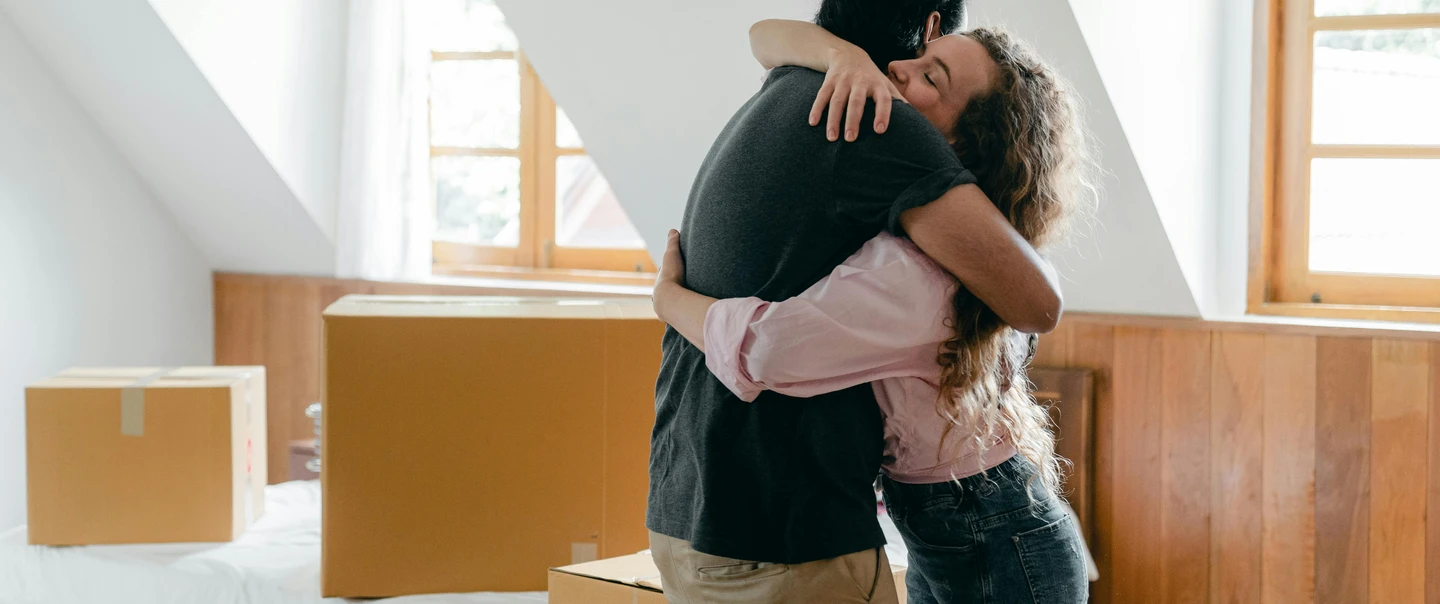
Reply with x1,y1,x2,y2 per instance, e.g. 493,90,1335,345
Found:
651,21,1096,604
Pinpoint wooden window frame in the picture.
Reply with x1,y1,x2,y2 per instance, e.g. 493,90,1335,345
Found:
1251,1,1440,323
428,50,656,285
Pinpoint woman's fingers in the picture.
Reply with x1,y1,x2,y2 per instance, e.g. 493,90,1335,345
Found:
843,86,867,142
814,74,902,141
664,230,682,263
872,87,892,135
657,229,684,285
809,78,834,127
826,85,847,142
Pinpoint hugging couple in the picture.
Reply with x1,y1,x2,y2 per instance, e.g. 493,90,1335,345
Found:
646,1,1096,602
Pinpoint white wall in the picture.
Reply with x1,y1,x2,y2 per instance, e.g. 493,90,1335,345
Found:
0,0,336,276
1063,0,1227,316
1216,0,1262,317
0,11,214,530
149,0,350,240
499,0,1201,316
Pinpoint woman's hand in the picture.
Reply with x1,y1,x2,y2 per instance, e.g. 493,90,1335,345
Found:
652,229,685,318
655,229,685,288
649,229,716,352
810,47,906,142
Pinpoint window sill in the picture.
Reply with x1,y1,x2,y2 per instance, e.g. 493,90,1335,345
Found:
1249,301,1440,327
429,263,655,295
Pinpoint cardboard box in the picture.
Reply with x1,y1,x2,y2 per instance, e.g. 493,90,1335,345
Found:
25,366,267,545
321,296,664,597
549,553,910,604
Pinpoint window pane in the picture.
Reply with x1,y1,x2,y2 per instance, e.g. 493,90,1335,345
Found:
415,0,517,52
1309,158,1440,276
1312,29,1440,145
431,59,520,148
1315,0,1440,16
556,107,584,148
556,156,644,249
434,156,521,246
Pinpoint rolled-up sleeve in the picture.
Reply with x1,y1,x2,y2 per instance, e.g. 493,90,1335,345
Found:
702,235,955,402
704,297,770,402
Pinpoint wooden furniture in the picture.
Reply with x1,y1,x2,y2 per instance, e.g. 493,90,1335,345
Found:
288,439,318,482
1030,367,1096,545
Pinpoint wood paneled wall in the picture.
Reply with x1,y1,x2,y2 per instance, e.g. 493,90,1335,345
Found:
215,272,1440,603
212,272,648,485
1035,316,1440,604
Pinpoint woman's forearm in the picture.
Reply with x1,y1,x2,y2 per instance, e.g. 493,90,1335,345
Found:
653,282,717,353
748,19,864,72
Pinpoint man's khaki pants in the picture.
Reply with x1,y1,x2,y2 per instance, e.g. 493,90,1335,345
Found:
649,530,899,604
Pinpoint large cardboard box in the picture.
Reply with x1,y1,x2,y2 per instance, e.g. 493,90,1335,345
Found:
25,366,267,545
549,553,910,604
321,296,664,597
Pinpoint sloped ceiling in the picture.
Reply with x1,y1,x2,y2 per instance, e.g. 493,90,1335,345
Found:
497,0,1200,316
1,0,1215,315
0,0,334,275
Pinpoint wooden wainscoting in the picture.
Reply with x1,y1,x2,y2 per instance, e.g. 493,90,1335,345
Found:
214,273,1440,603
1036,314,1440,604
212,272,648,486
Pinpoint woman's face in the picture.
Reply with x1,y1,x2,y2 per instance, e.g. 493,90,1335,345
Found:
887,35,1000,141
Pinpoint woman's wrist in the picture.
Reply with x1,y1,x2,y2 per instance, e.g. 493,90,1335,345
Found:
651,281,679,322
825,43,867,72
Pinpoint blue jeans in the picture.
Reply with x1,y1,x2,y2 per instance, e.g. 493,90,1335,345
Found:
881,457,1088,604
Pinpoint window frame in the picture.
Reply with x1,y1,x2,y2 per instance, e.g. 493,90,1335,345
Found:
427,50,656,281
1252,0,1440,321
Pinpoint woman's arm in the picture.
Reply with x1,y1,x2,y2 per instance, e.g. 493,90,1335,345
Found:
748,19,903,142
900,185,1063,334
654,232,954,402
651,230,715,352
748,19,851,72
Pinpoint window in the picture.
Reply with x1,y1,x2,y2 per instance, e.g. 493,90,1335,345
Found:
1257,0,1440,317
421,0,655,281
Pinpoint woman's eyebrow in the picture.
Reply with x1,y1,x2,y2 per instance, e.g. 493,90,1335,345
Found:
937,56,952,86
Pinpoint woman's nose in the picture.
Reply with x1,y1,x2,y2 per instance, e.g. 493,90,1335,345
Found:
888,64,906,85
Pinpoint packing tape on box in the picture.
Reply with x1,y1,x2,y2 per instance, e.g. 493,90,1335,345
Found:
62,367,258,437
58,367,261,525
118,367,178,436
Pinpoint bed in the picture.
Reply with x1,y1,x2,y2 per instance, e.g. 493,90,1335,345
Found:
0,481,546,604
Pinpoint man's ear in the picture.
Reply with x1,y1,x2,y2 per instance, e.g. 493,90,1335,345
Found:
923,11,943,42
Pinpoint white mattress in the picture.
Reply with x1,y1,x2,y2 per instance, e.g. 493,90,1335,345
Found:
0,481,548,604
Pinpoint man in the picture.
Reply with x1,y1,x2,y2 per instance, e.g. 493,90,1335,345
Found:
815,0,967,68
646,2,1058,602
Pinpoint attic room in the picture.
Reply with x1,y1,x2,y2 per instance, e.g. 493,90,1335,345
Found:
1,0,1437,602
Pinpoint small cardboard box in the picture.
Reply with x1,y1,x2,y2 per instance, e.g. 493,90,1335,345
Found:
321,296,664,597
549,552,910,604
25,366,267,545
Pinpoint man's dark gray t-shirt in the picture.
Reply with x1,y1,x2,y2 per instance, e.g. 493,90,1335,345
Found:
647,66,976,564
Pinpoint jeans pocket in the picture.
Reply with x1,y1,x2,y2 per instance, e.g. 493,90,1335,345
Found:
695,560,788,582
900,499,977,553
1013,516,1089,603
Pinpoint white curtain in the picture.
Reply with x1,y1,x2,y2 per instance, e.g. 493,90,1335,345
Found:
335,0,432,281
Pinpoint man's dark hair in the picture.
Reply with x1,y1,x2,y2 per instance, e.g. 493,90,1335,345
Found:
814,0,967,70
